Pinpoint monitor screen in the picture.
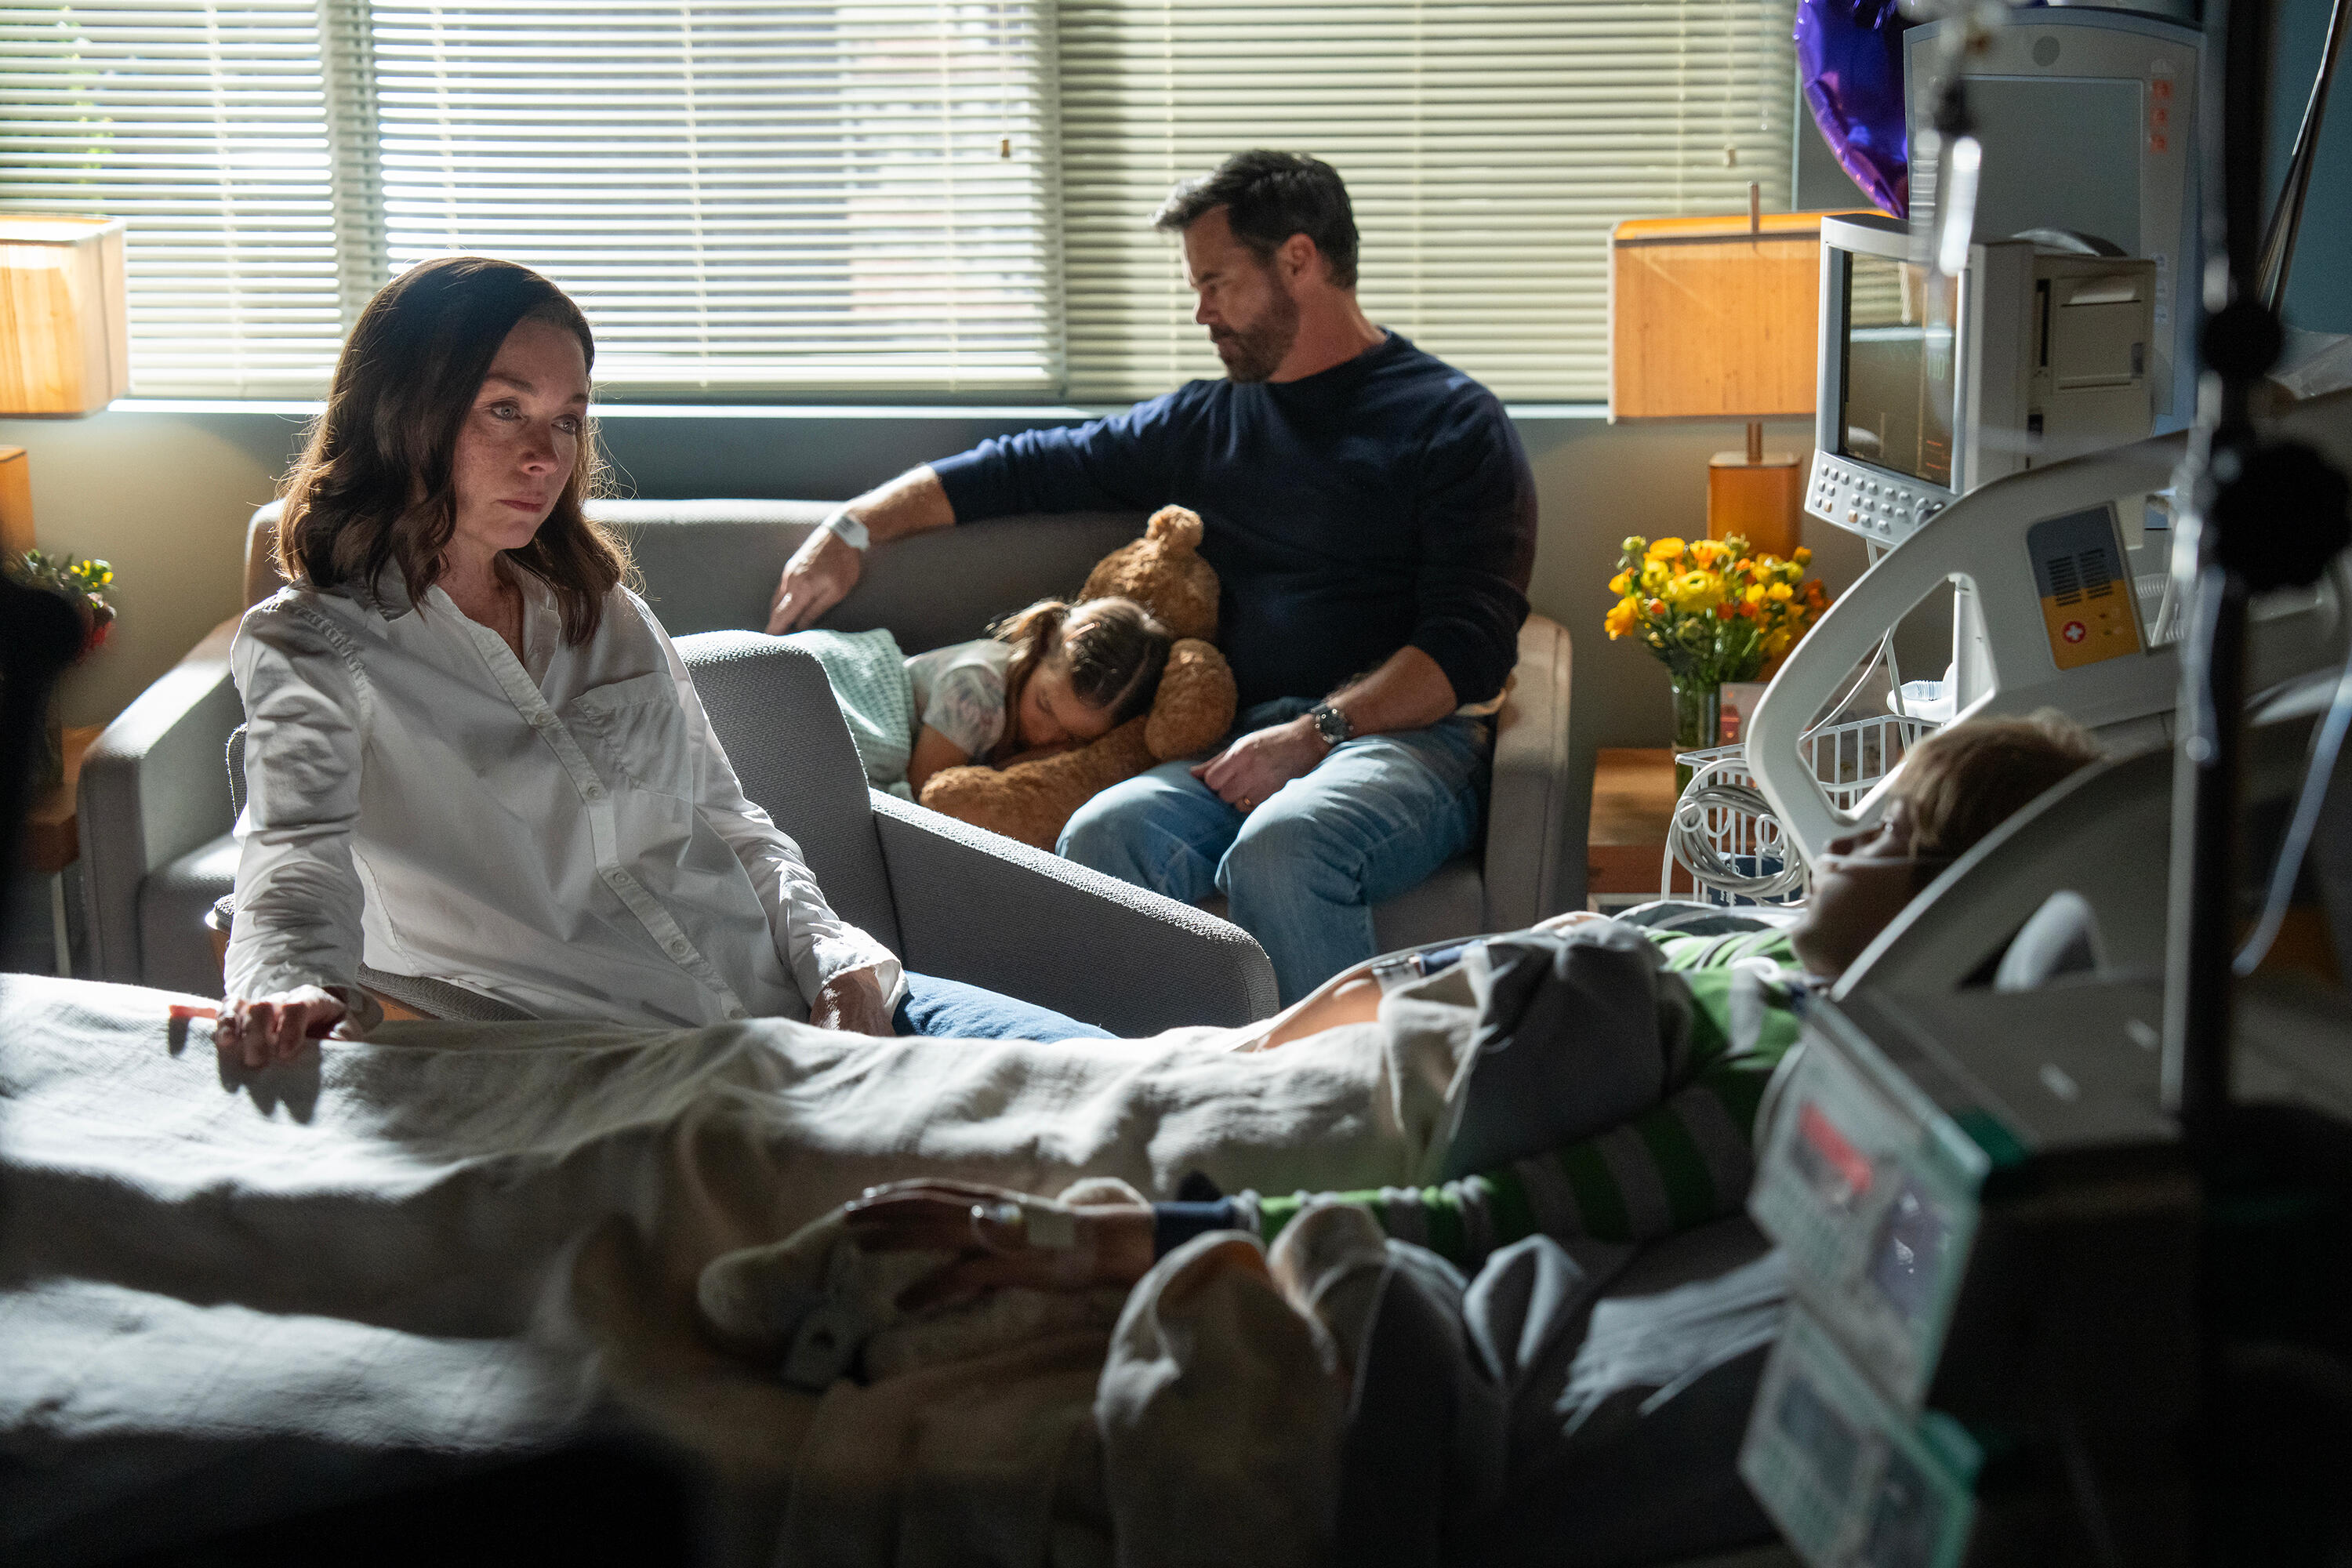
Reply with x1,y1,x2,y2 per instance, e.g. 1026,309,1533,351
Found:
1839,254,1958,488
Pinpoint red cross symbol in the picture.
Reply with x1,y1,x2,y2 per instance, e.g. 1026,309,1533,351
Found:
2063,620,2088,643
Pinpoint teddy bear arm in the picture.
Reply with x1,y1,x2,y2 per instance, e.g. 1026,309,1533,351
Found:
1144,639,1238,760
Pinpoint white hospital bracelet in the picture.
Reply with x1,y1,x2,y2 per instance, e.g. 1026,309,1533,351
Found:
820,507,871,551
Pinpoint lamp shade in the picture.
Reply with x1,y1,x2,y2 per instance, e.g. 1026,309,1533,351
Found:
1608,212,1838,422
0,216,130,416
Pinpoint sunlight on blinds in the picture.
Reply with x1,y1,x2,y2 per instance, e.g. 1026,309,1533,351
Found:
1,2,344,397
1058,1,1800,403
370,0,1061,394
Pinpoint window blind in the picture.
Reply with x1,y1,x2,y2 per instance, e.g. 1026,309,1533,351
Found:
368,0,1062,395
1056,0,1801,403
0,2,345,397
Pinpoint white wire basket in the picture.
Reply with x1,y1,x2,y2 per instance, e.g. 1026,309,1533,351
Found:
1664,712,1935,906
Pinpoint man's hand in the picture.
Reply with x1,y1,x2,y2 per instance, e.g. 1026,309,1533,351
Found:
767,526,863,635
1192,713,1327,811
843,1181,1156,1310
810,965,895,1035
216,985,347,1069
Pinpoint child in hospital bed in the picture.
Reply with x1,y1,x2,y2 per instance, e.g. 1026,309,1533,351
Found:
838,711,2103,1296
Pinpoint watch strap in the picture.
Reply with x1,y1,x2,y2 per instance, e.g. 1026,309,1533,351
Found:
820,508,871,551
1310,700,1356,746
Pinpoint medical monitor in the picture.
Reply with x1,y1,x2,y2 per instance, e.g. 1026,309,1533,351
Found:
1809,213,2158,548
1906,9,2203,425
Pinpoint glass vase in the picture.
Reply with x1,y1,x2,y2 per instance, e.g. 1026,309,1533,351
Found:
1669,673,1720,793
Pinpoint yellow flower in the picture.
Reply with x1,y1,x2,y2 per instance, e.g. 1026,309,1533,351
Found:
1639,561,1670,593
1669,570,1724,611
1793,546,1813,565
1768,581,1794,602
1688,539,1725,568
1608,569,1632,596
1646,536,1687,561
1764,628,1794,657
1744,583,1767,606
1621,535,1646,557
1604,595,1639,639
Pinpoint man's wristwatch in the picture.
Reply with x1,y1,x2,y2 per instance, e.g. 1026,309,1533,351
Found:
1308,700,1356,748
819,507,871,552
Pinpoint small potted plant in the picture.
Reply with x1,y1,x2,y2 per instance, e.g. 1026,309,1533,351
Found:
1604,534,1831,788
5,547,117,787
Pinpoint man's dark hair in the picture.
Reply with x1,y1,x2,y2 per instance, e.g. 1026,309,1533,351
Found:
1152,150,1359,288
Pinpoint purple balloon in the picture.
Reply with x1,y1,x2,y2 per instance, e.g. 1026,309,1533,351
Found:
1795,0,1911,216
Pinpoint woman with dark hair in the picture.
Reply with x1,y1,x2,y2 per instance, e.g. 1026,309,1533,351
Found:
222,256,1104,1062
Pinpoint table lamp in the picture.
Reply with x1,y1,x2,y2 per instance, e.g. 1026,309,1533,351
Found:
1,215,131,556
1609,196,1846,560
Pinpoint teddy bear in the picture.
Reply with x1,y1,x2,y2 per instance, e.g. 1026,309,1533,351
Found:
916,505,1236,851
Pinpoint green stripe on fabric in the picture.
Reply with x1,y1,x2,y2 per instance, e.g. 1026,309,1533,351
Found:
1258,1192,1304,1244
1711,1057,1776,1134
1483,1166,1541,1251
1680,970,1736,1066
1418,1186,1468,1262
1633,1104,1720,1229
1555,1139,1632,1243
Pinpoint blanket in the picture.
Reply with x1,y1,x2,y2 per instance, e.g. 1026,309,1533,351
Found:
0,972,1472,1561
781,626,916,797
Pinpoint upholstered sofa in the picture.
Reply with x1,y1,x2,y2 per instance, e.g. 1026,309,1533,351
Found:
78,499,1576,1018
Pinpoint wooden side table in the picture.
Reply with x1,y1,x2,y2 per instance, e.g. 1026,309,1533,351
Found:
23,724,100,975
1586,746,1696,909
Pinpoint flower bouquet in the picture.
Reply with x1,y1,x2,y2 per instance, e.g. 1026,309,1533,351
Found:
1603,534,1831,786
5,548,118,785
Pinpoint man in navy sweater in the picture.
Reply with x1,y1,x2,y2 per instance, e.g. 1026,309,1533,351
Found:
767,151,1538,1004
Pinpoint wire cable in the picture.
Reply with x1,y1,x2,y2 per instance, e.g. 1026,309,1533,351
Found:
1668,757,1811,904
2234,576,2352,975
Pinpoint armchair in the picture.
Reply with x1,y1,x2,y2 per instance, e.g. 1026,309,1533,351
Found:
216,635,1273,1033
81,498,1577,999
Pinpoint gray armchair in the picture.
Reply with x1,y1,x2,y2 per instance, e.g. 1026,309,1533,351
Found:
216,633,1273,1033
82,498,1576,997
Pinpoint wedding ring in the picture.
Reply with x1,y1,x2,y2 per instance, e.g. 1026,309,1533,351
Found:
1240,797,1255,810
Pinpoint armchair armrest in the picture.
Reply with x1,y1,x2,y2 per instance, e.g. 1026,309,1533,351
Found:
77,613,245,982
1482,613,1576,930
870,792,1278,1035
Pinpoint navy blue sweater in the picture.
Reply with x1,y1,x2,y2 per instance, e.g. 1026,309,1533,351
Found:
931,333,1537,712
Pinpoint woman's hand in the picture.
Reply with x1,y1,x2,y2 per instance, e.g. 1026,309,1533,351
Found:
810,965,895,1036
216,985,348,1069
842,1181,1156,1310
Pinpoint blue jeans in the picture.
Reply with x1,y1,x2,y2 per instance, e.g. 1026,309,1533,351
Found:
1057,699,1490,1005
895,971,1115,1040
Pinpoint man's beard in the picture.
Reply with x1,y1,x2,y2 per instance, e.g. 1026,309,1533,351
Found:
1209,279,1301,384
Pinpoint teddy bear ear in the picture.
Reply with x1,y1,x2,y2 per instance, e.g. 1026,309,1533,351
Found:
1145,505,1204,551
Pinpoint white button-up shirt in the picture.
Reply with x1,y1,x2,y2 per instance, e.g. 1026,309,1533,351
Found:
225,568,901,1027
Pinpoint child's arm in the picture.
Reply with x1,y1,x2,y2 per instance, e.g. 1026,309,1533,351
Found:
907,724,971,794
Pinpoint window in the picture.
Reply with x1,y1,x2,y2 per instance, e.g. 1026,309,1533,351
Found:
4,1,1796,401
367,0,1058,394
1057,1,1801,402
2,2,345,397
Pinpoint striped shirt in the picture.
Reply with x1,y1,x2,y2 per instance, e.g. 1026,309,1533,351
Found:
1233,921,1802,1268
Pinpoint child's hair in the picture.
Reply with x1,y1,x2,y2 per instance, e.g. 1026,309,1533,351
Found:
1893,710,2102,871
989,595,1175,760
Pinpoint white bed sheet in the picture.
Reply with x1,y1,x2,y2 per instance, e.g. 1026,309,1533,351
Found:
0,971,1465,1479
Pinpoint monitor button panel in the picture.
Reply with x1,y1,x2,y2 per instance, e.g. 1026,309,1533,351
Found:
1808,452,1951,546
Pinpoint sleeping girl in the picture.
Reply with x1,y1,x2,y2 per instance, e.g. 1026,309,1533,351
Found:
771,595,1174,800
902,596,1172,793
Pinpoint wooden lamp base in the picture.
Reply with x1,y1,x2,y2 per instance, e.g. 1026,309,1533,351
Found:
1707,446,1805,561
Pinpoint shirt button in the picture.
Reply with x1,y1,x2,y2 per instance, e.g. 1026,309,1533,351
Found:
666,938,691,958
529,711,557,730
725,1006,748,1021
583,783,604,800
